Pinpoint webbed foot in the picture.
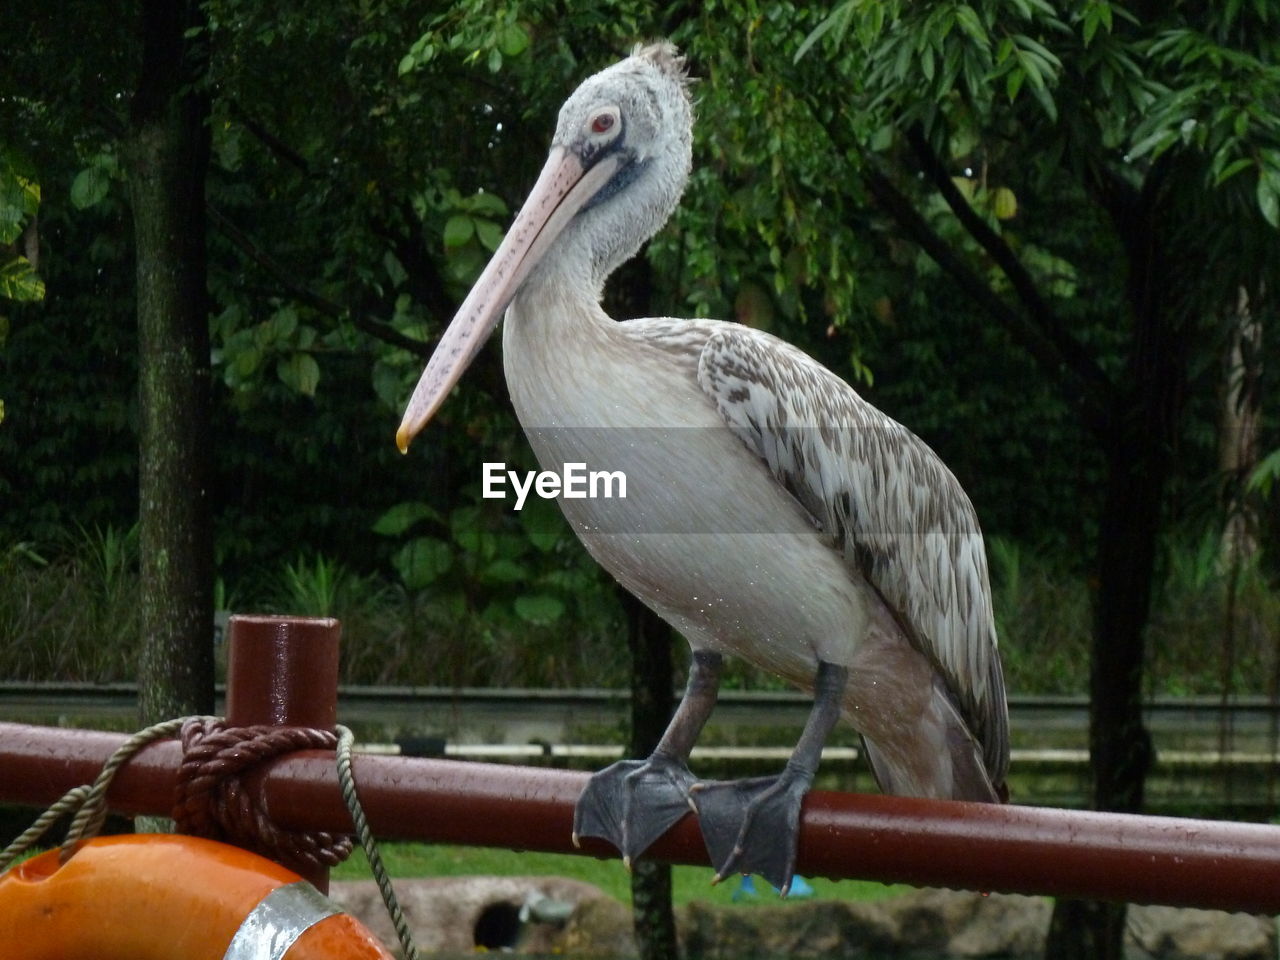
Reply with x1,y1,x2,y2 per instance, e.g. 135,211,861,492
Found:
573,754,699,866
693,771,811,895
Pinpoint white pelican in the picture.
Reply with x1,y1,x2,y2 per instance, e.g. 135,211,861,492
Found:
397,42,1009,893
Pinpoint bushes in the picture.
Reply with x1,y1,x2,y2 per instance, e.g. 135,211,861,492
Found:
990,534,1280,698
4,524,1278,697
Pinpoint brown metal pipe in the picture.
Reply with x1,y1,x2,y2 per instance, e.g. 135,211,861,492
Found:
1,724,181,816
224,614,341,890
3,720,1279,913
225,615,340,730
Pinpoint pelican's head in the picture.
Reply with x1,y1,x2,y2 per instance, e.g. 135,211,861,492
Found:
396,43,693,453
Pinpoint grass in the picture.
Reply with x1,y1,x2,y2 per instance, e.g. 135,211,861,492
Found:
0,528,140,682
331,841,909,906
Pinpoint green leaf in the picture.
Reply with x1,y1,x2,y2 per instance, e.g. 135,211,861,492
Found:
518,495,563,552
1127,128,1174,162
372,501,442,536
482,558,529,583
474,218,504,252
1006,66,1026,101
0,257,45,302
397,54,417,76
1257,173,1280,229
954,5,988,47
393,536,452,590
1247,448,1280,495
870,123,896,152
462,190,508,217
269,306,298,341
383,250,408,287
0,174,28,245
231,344,262,380
450,505,486,555
497,22,529,58
514,593,564,624
277,353,320,396
1213,157,1253,185
70,166,110,209
795,1,855,62
443,215,474,248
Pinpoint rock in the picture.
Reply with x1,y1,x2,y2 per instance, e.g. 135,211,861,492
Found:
1128,905,1274,960
328,875,618,956
559,894,636,957
679,898,896,959
891,889,1050,957
330,878,1275,960
679,889,1048,959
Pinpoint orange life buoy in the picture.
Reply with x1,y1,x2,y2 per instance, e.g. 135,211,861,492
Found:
0,834,394,960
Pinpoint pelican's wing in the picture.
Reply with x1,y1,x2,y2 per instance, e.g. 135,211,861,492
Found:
696,325,1009,785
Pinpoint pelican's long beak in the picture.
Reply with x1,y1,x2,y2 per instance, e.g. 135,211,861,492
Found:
396,145,622,453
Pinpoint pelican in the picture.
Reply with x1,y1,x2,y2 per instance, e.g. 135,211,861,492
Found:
397,42,1009,893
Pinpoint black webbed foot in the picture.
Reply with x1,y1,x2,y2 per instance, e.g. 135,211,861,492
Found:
693,771,812,895
573,753,699,866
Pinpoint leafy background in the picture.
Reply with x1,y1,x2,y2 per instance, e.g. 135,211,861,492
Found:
1,0,1277,696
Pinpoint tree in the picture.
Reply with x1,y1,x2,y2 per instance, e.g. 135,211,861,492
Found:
129,0,216,722
794,2,1280,955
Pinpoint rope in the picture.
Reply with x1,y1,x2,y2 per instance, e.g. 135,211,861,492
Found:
173,718,353,873
0,716,198,873
336,724,420,960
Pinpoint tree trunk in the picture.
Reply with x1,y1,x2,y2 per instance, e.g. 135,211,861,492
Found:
1046,430,1162,959
127,0,215,725
1217,286,1262,570
1046,181,1187,959
620,587,680,960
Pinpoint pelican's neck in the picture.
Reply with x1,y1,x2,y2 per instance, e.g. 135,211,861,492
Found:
510,243,615,335
501,250,632,433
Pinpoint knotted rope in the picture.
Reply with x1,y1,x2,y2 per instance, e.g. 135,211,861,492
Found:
173,717,352,873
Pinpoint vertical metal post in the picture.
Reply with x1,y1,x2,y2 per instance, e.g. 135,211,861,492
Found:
226,614,340,890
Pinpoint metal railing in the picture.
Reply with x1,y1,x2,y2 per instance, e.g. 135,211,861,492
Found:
2,615,1279,912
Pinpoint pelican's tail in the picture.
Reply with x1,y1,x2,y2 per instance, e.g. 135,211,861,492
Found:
858,679,1005,804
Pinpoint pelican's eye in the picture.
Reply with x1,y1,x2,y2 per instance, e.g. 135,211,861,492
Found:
589,109,618,137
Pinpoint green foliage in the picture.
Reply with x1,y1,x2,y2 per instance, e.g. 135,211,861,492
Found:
988,532,1280,698
2,0,1277,704
1248,447,1280,496
0,150,43,424
372,490,616,643
272,555,377,617
0,527,140,682
988,537,1092,694
69,153,120,211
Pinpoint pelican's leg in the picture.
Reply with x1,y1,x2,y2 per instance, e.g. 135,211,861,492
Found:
694,659,848,894
573,650,723,866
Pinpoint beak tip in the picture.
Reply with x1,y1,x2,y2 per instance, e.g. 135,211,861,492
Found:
395,425,412,455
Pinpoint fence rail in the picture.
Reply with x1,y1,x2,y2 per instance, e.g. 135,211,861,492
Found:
2,616,1280,914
